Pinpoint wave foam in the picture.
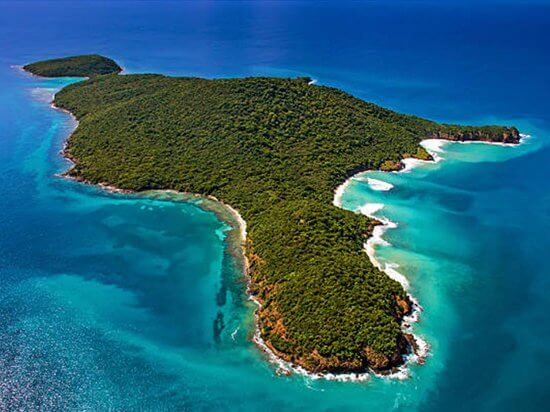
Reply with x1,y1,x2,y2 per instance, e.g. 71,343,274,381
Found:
29,87,57,104
366,177,394,191
354,199,428,377
333,178,352,207
420,139,447,162
358,202,385,216
421,139,447,154
250,300,371,382
326,134,528,380
384,263,410,290
355,203,412,291
399,157,427,173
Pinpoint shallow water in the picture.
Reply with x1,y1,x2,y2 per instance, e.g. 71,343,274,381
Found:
0,1,549,410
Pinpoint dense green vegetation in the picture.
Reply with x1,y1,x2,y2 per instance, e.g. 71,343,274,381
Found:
24,55,121,77
50,66,518,373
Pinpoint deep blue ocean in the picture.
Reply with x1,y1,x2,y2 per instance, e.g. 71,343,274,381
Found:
0,1,549,410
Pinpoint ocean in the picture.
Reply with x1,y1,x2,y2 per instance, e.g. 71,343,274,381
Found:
0,1,548,410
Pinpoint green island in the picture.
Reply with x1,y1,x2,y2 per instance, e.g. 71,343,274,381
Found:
23,54,121,78
25,55,519,374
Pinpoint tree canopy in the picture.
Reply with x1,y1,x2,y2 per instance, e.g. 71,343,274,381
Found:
49,65,518,373
24,55,122,77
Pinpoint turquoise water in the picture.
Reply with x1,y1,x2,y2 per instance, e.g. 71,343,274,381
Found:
1,1,549,410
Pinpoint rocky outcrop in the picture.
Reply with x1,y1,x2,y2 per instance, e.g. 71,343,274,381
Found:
428,126,520,144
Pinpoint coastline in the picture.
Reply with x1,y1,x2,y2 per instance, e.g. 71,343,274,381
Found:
28,64,524,381
23,71,290,381
45,89,407,382
51,98,524,382
331,133,528,378
35,67,398,381
59,132,522,382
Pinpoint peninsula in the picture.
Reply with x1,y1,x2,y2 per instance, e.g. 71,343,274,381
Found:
25,55,520,374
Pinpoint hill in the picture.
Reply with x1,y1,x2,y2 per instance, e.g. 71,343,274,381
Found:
24,55,122,77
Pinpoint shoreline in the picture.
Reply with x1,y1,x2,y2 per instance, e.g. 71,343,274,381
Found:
331,133,528,378
35,68,409,382
144,131,530,382
46,92,413,382
29,67,525,382
52,100,525,382
24,71,299,381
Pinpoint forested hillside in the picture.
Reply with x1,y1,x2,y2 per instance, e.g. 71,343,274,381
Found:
24,55,121,77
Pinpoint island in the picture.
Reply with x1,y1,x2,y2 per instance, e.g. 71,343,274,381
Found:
25,55,520,375
23,54,121,78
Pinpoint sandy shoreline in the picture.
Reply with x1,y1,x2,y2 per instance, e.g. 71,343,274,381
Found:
331,133,529,378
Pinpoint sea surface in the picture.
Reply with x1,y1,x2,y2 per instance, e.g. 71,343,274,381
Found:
1,1,549,410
